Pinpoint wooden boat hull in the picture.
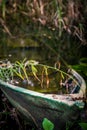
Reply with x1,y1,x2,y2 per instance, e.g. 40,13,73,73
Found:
0,69,86,130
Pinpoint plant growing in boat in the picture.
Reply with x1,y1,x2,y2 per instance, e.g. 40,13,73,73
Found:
0,61,13,81
0,59,78,94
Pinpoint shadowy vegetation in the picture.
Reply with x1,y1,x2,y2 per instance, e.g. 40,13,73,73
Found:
0,0,87,45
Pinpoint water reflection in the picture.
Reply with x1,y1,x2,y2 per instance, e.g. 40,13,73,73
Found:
0,37,57,65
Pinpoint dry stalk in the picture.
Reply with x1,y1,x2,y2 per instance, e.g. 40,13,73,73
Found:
0,18,13,37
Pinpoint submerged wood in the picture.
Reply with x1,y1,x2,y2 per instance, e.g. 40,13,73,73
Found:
0,69,86,130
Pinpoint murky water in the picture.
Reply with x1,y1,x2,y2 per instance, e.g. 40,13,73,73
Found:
0,38,51,62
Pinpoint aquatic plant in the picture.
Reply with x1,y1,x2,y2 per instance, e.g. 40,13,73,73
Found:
13,60,29,82
0,61,13,81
